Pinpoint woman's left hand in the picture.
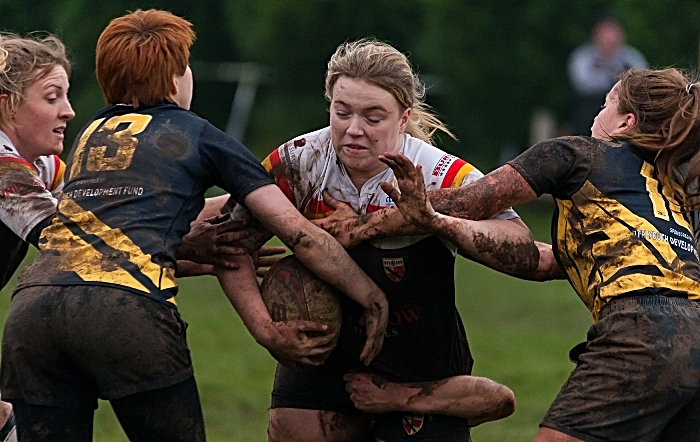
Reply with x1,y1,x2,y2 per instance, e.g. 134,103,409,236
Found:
379,153,437,230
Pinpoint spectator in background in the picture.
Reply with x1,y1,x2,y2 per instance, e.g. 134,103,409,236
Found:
567,14,647,136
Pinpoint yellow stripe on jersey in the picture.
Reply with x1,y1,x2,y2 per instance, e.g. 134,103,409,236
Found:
44,198,177,298
450,163,476,188
558,180,700,320
261,155,273,173
555,198,591,307
42,222,150,293
51,158,66,191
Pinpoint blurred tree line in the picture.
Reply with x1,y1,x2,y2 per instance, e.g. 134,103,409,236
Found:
3,0,700,170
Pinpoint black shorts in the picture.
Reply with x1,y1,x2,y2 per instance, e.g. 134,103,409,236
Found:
272,363,471,441
374,412,470,441
1,285,193,409
541,295,700,442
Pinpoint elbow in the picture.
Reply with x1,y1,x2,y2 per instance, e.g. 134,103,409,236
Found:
496,386,516,420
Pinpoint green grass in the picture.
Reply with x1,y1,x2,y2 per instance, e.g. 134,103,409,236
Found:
0,201,593,441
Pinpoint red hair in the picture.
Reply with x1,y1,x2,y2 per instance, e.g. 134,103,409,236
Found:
96,9,195,107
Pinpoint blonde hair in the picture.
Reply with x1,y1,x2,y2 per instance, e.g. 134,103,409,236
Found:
613,69,700,208
0,33,71,128
325,39,454,144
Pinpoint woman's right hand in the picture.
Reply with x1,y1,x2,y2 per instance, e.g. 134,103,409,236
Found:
311,191,365,248
358,290,389,366
257,320,337,369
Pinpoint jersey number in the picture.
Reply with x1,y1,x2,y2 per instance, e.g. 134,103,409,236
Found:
69,114,152,179
641,161,689,229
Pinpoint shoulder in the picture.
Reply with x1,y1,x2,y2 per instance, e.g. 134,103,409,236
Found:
0,132,36,175
282,127,331,153
619,46,648,67
34,155,65,191
569,44,596,62
401,135,481,188
269,127,332,165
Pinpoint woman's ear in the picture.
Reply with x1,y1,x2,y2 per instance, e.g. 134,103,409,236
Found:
399,107,411,133
620,112,636,131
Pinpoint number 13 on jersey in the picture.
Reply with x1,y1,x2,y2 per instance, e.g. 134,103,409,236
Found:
69,114,152,179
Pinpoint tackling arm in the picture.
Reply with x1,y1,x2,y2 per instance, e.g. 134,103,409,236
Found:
344,372,515,426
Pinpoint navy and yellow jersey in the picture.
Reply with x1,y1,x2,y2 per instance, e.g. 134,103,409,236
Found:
509,136,700,320
16,103,274,306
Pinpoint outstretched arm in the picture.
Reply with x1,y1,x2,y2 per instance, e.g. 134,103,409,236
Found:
378,153,540,275
344,372,515,426
314,162,537,245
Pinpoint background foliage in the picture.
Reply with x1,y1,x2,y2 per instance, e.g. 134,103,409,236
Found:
3,0,700,169
2,1,700,440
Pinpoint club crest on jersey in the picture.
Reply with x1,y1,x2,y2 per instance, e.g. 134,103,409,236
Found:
402,413,424,435
383,257,405,282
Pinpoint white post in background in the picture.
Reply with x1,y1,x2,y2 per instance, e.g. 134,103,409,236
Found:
192,61,272,142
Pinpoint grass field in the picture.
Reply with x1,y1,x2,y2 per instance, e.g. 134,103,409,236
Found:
0,201,592,441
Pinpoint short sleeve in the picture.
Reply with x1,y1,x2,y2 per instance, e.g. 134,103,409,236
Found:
198,123,275,205
508,136,597,200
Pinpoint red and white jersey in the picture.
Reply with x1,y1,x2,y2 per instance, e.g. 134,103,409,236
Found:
253,126,519,251
0,130,65,241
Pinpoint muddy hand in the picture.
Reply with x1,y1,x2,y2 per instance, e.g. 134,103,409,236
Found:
263,320,337,369
344,372,398,413
358,295,389,366
378,153,437,230
310,190,364,248
252,246,287,278
178,216,250,268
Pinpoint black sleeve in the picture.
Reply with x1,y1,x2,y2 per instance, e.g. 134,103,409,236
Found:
507,136,597,199
26,214,55,247
198,123,275,205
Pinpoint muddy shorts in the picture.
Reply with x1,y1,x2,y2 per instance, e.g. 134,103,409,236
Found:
1,285,193,409
272,363,471,441
541,295,700,442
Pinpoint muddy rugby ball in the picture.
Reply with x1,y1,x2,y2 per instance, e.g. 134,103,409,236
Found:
260,255,342,340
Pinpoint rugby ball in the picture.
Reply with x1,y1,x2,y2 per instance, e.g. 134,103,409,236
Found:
260,255,342,335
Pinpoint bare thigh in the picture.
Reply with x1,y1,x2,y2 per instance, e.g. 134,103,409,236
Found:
268,407,371,442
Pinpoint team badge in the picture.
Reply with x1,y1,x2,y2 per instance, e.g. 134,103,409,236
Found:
383,257,404,282
402,413,424,435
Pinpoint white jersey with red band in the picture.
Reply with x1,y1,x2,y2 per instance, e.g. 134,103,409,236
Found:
0,130,65,241
239,126,519,251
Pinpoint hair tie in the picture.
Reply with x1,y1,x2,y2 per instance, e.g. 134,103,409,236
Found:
686,83,695,95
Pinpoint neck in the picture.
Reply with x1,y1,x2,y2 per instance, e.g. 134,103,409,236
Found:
0,126,37,163
346,164,390,191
